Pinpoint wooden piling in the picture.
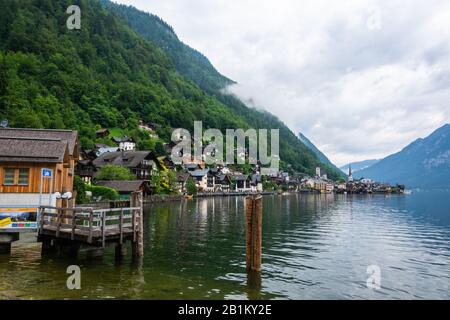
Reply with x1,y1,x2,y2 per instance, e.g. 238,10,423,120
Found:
115,243,127,261
246,194,263,272
131,191,144,258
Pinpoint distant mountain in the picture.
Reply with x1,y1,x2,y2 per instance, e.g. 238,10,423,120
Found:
340,159,379,174
355,124,450,188
298,133,343,176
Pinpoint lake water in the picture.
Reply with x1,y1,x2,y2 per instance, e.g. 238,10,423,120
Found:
1,192,449,300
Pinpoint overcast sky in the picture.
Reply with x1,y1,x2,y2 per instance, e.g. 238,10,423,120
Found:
115,0,450,166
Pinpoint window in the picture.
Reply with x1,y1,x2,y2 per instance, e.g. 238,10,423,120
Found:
18,168,29,185
3,168,30,186
3,168,15,185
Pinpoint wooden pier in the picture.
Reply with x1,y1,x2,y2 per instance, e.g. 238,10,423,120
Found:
37,192,144,259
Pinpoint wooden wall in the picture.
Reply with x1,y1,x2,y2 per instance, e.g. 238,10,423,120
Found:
0,161,74,194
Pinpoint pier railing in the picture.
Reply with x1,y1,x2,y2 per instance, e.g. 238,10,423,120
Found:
38,205,142,248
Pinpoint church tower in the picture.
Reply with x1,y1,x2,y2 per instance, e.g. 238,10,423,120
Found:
348,164,354,182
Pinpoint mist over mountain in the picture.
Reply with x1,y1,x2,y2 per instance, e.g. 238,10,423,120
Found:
355,124,450,189
0,0,343,180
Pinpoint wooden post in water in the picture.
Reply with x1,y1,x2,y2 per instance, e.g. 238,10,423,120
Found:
131,191,144,258
246,194,263,272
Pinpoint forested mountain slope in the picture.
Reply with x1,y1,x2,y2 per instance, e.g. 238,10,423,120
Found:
0,0,342,179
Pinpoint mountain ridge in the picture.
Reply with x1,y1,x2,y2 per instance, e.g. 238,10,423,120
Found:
97,0,344,179
0,0,343,180
355,124,450,188
298,132,343,176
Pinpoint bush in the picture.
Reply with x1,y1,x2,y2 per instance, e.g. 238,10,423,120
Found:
95,165,136,181
86,185,119,202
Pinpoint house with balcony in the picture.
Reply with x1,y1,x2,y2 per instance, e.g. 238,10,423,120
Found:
93,151,160,180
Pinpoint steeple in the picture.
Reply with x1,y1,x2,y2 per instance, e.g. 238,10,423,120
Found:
348,164,353,182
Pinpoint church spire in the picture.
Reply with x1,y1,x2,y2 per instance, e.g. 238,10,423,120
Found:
348,164,353,182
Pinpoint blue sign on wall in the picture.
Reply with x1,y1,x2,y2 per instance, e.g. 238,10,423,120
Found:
42,169,52,178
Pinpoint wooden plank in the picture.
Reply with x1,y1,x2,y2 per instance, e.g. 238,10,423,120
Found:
56,209,62,238
71,209,76,241
39,208,45,234
87,209,94,244
119,208,124,245
101,211,106,248
132,209,136,243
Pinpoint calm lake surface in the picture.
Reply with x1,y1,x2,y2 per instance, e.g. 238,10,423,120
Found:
1,192,449,300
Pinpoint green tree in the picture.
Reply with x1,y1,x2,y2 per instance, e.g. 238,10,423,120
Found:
167,170,178,193
151,174,163,194
95,165,136,181
73,175,87,204
186,176,197,196
154,141,166,157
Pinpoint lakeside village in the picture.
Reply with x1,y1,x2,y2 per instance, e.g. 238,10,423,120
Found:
0,125,405,209
0,126,406,251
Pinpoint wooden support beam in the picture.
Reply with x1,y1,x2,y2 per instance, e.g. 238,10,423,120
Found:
71,210,76,241
119,208,124,245
131,191,144,258
56,209,62,238
87,209,94,244
246,195,263,273
101,211,106,248
115,243,127,261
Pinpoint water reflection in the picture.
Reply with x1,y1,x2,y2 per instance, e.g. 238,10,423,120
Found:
1,192,449,300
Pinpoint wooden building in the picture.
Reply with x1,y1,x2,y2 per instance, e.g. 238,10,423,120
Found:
93,151,161,180
0,128,79,212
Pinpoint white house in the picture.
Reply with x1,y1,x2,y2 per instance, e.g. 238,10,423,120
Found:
190,169,210,191
112,137,136,151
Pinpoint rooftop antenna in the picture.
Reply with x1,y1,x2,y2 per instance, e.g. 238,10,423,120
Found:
0,119,8,128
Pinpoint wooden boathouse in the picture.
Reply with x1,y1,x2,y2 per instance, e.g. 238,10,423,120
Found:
0,128,79,253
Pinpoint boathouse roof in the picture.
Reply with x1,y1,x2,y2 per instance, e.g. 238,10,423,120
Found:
0,128,78,156
0,136,69,163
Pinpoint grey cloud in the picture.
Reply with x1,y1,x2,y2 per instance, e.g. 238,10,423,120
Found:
117,0,450,167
